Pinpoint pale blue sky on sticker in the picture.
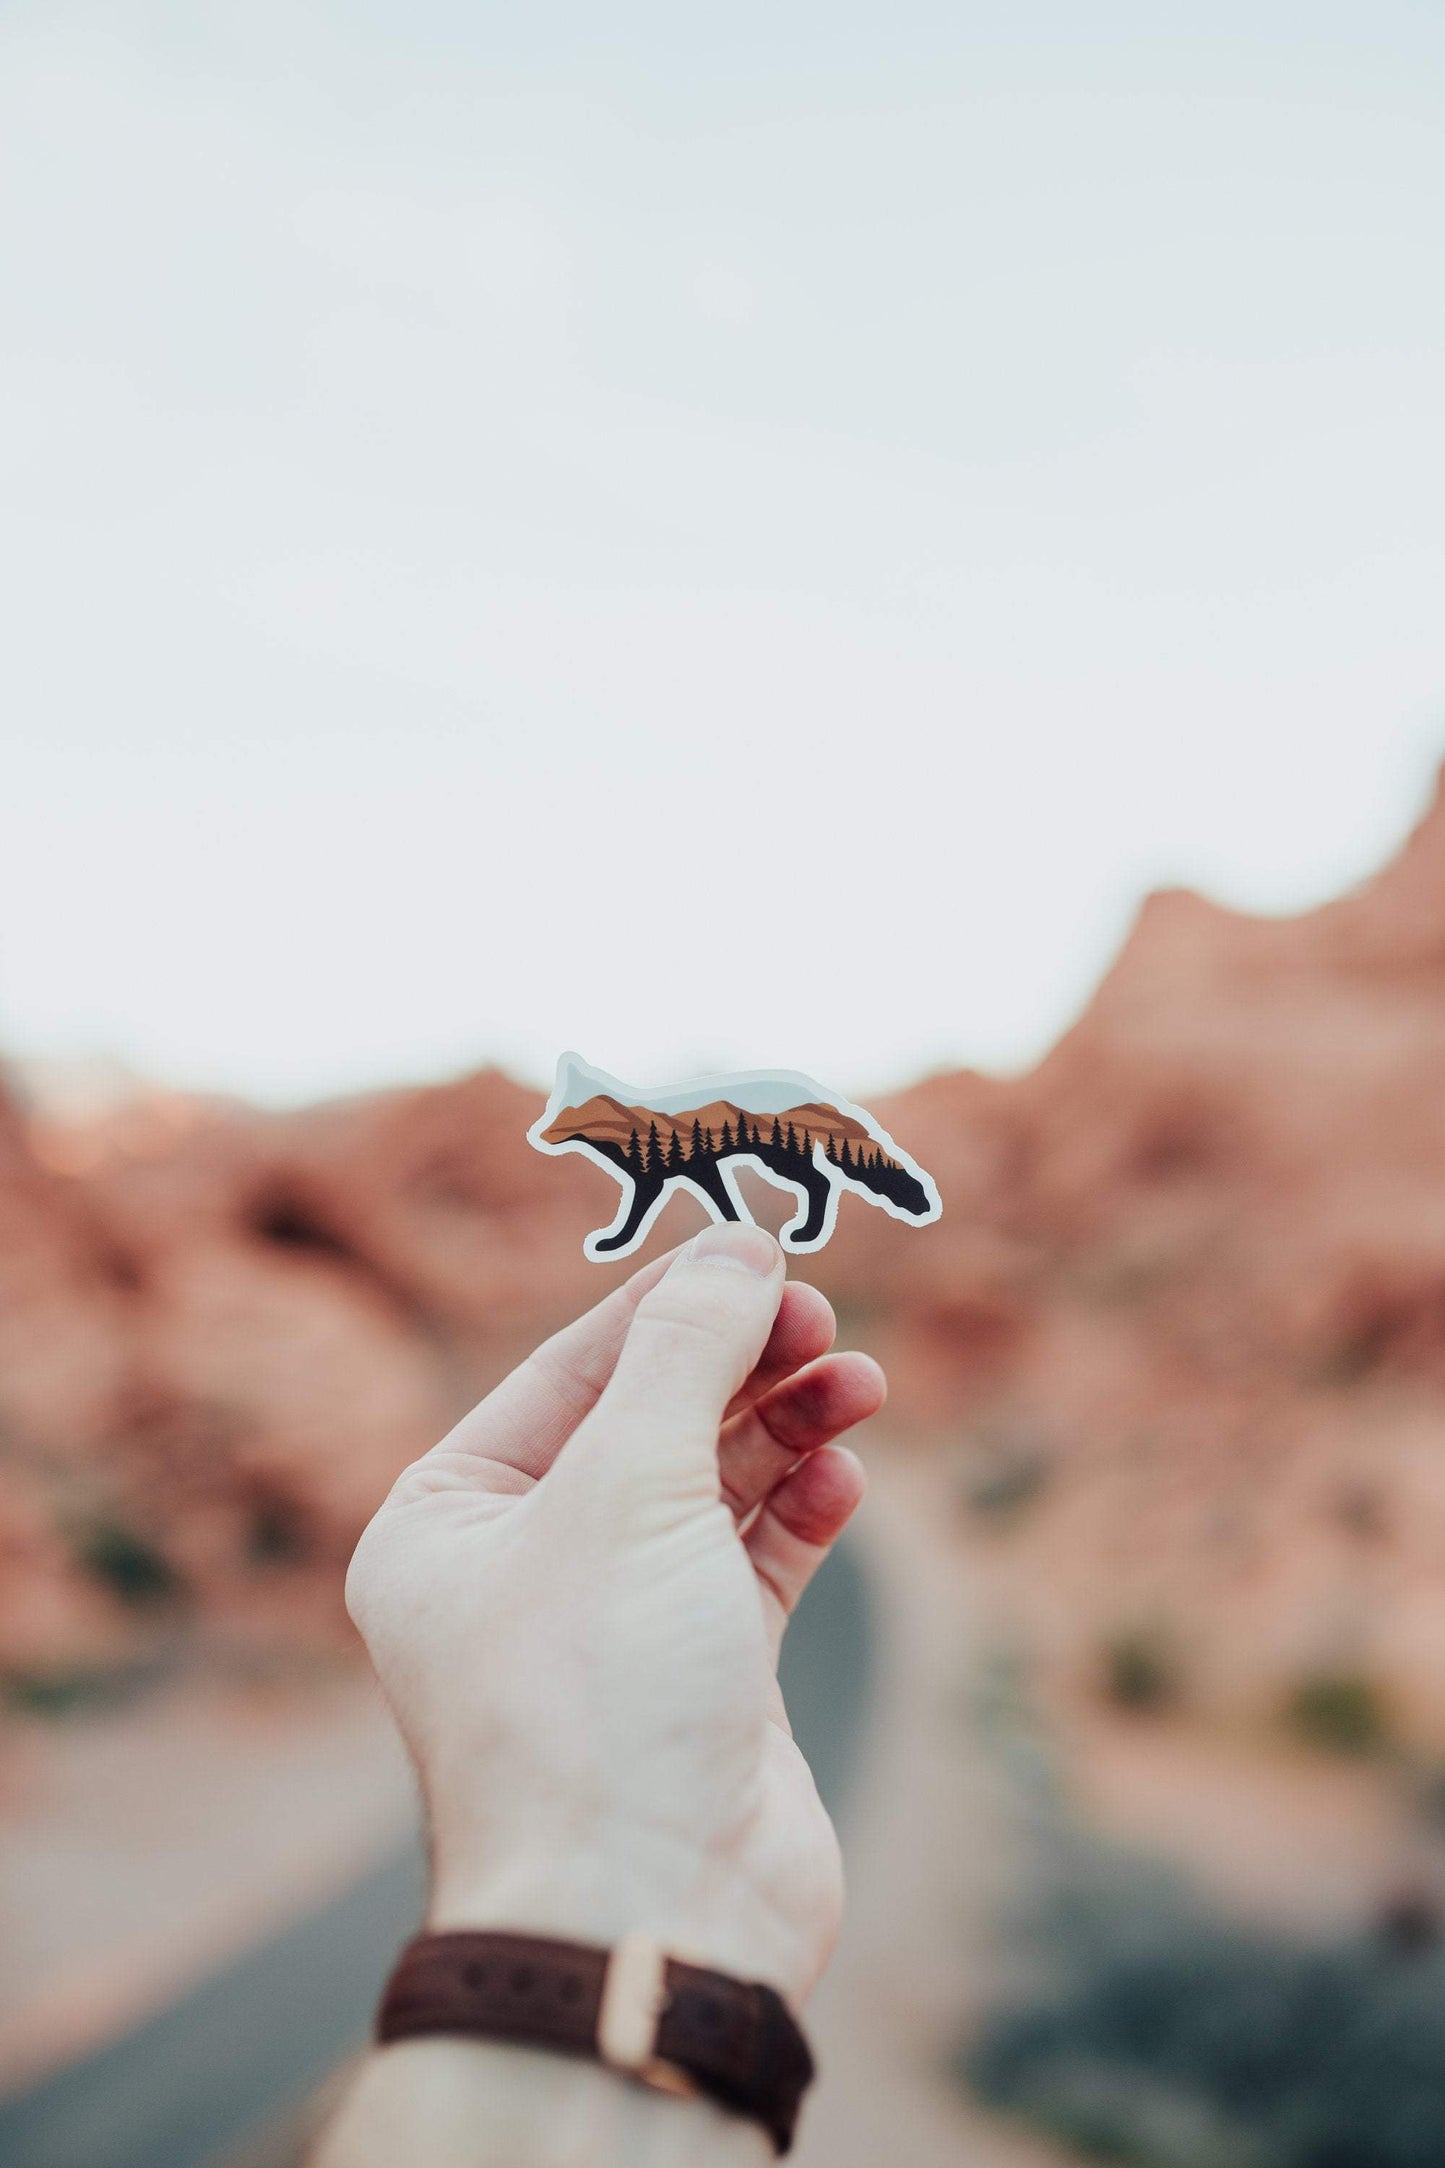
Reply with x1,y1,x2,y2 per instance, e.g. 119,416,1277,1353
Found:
3,2,1444,1105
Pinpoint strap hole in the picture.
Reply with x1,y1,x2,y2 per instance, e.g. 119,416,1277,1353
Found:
559,1975,582,2004
699,1997,722,2027
463,1962,489,1990
511,1964,535,1993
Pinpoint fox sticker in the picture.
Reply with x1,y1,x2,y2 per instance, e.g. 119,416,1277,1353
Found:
529,1052,942,1262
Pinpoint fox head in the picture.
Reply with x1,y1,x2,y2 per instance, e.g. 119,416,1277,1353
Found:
549,1052,613,1118
844,1147,935,1219
883,1164,934,1218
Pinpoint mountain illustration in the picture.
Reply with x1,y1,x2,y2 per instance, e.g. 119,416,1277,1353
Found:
540,1094,881,1159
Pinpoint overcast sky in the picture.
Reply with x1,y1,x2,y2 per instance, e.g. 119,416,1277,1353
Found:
4,2,1444,1106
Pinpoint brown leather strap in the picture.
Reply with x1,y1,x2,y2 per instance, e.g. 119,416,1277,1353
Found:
377,1928,814,2154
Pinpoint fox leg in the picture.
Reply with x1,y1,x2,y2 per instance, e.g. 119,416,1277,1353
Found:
592,1167,666,1255
780,1156,836,1248
685,1156,743,1225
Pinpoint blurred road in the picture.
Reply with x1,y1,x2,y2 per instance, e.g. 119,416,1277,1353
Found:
0,1540,873,2168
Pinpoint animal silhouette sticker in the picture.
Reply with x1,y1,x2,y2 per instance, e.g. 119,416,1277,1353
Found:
529,1052,942,1261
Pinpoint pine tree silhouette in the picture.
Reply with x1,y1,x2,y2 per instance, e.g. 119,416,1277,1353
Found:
559,1081,935,1256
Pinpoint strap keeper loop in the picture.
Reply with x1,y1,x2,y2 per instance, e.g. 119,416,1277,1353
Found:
596,1932,669,2072
597,1932,697,2096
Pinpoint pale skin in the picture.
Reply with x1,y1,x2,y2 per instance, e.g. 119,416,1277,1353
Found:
313,1221,886,2167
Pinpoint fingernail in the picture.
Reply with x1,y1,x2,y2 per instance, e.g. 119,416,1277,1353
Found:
686,1224,781,1277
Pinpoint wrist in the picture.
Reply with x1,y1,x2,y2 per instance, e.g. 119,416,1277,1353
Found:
372,1926,814,2158
315,2036,771,2168
426,1825,798,1999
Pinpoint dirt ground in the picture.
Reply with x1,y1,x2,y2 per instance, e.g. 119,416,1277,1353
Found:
0,1668,416,2096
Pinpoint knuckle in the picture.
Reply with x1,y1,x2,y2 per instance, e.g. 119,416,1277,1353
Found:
630,1292,738,1361
526,1336,598,1423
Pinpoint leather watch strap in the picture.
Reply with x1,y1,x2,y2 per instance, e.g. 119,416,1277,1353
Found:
377,1928,815,2154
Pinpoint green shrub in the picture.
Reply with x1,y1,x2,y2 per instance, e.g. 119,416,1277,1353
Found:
3,1665,135,1717
76,1516,183,1608
246,1500,314,1567
1288,1671,1386,1757
1104,1627,1180,1714
964,1854,1445,2167
959,1431,1052,1523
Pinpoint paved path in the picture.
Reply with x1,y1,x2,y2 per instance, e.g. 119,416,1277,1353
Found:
793,1454,1084,2168
0,1543,872,2168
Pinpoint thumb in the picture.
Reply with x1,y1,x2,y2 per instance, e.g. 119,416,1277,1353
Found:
571,1224,786,1497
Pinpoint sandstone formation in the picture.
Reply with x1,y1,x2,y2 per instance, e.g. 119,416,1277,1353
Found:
6,770,1445,1760
822,768,1445,1751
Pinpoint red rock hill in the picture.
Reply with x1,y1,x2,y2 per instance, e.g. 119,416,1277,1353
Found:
7,771,1445,1749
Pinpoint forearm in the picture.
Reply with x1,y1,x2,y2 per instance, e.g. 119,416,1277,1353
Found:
312,2036,770,2168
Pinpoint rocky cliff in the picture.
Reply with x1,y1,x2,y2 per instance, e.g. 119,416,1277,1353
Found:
7,772,1445,1751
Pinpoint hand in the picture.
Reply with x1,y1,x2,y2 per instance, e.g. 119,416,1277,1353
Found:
345,1222,885,2008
